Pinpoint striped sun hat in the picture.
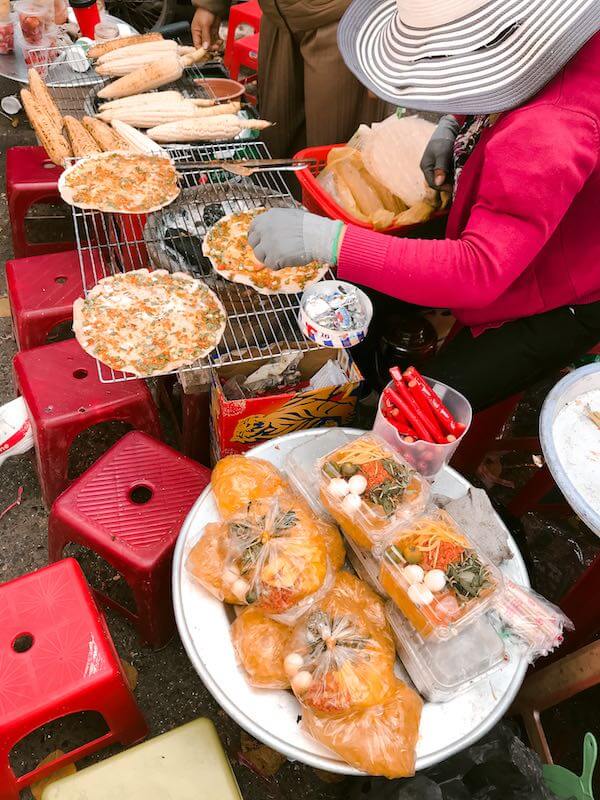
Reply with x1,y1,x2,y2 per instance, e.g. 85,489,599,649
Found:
338,0,600,113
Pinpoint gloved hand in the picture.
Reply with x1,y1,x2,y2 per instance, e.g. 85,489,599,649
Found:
249,208,344,269
420,114,460,192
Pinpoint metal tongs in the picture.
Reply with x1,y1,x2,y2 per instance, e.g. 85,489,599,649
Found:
176,157,317,178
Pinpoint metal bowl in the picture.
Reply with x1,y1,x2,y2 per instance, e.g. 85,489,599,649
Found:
539,363,600,536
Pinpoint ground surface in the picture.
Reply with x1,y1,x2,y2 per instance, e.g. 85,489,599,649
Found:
0,77,599,799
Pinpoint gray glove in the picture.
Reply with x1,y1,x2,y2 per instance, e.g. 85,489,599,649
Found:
420,114,460,191
248,208,343,270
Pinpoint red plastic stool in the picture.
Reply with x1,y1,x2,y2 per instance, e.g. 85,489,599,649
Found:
6,250,83,350
227,32,259,82
13,338,161,508
48,431,211,647
224,0,261,71
0,558,148,800
6,146,74,259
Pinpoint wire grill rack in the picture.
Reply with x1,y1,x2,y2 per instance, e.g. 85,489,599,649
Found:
31,47,332,383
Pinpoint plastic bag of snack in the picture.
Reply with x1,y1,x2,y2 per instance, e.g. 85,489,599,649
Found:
285,572,396,715
302,678,423,778
317,147,407,230
211,455,288,519
223,493,332,621
490,579,573,663
319,434,430,549
231,607,292,689
379,510,501,639
186,522,240,604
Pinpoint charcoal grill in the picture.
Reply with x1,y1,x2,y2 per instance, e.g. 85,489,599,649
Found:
32,48,333,382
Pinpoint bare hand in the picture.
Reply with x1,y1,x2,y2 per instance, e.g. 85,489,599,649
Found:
191,8,221,50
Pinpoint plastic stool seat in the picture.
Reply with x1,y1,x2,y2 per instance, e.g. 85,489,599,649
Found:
224,0,261,72
42,718,242,800
13,338,161,507
0,559,147,800
228,32,259,81
6,250,83,350
6,146,73,258
49,431,211,647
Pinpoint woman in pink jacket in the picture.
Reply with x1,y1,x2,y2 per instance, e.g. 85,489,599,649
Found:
249,0,600,410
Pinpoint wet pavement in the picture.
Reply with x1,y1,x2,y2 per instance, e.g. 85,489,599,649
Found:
0,77,598,799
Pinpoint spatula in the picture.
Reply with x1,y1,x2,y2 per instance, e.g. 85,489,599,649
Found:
543,732,597,800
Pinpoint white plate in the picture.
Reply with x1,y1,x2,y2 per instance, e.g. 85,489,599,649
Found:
173,429,530,775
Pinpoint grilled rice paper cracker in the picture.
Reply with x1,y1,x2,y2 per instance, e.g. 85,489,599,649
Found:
186,522,239,604
58,151,179,214
73,269,226,377
231,607,292,689
203,207,329,295
302,679,423,778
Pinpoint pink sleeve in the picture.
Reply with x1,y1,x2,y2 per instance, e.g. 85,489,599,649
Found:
337,106,599,309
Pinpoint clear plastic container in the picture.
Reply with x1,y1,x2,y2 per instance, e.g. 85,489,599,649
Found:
284,428,360,514
386,603,506,702
15,0,49,43
93,19,118,42
344,533,385,595
22,38,50,76
318,433,431,549
0,18,14,54
373,377,472,479
379,509,502,640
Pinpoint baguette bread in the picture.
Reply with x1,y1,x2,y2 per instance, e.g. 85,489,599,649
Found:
81,116,130,151
63,116,102,157
20,88,71,166
27,68,63,132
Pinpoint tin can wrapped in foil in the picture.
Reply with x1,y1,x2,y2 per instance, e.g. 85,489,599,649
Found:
298,281,373,349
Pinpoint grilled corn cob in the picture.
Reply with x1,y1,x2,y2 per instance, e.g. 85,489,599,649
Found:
63,115,102,157
110,119,167,156
96,39,179,64
97,48,207,100
88,32,163,60
27,68,63,131
96,54,171,78
81,116,130,151
147,115,272,143
98,91,187,111
20,89,71,166
97,101,240,128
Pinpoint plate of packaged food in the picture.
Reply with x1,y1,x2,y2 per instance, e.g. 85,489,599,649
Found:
173,429,542,776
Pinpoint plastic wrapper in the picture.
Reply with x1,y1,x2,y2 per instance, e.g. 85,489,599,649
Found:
230,607,292,689
316,147,408,230
302,678,423,778
186,522,239,605
211,455,288,519
0,397,34,467
285,572,396,715
319,434,430,549
379,510,502,639
490,579,573,663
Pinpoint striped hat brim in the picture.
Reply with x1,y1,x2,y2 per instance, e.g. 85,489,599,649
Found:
338,0,600,114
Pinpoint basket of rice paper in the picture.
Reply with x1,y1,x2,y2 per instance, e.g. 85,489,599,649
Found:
294,114,449,232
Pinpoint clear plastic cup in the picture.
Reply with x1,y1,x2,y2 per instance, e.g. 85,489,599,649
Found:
373,376,472,479
0,18,14,54
15,0,49,43
22,38,50,77
93,19,118,42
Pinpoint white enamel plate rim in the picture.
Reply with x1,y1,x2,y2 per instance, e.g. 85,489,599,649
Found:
172,428,530,776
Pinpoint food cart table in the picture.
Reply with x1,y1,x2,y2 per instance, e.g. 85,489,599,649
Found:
539,363,600,651
173,428,531,776
0,10,136,85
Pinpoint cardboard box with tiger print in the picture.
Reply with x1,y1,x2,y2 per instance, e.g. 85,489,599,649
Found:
210,348,363,462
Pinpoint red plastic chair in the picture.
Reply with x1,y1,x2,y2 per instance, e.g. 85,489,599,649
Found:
13,338,161,508
0,558,148,800
6,250,83,350
227,32,259,82
48,431,211,648
224,0,261,72
6,146,74,259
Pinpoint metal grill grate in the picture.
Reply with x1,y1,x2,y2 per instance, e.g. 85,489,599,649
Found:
71,141,333,382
